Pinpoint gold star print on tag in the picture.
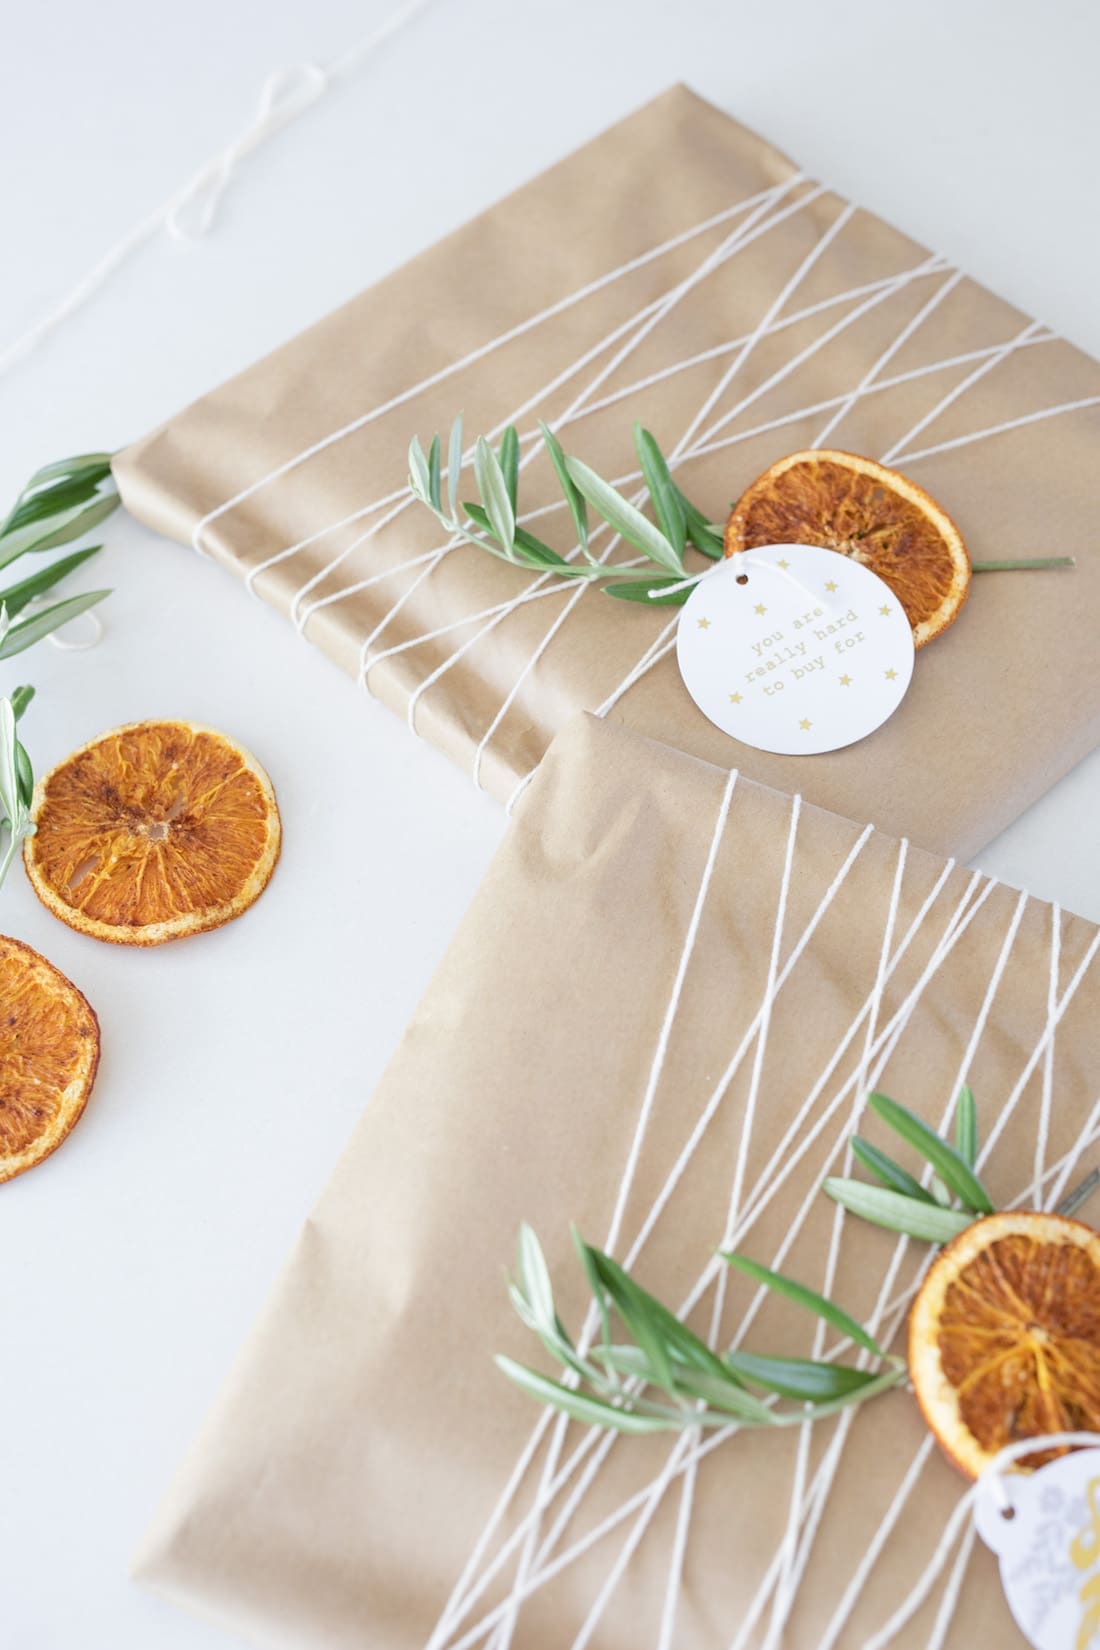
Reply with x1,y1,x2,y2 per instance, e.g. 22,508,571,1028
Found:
729,692,742,705
879,604,891,616
839,675,852,687
825,580,838,593
754,603,767,616
885,668,898,681
697,617,711,630
799,718,812,731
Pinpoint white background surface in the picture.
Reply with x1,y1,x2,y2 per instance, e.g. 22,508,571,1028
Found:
1,2,1099,1645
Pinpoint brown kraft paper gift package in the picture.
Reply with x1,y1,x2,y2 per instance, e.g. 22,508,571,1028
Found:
136,714,1100,1649
113,85,1100,861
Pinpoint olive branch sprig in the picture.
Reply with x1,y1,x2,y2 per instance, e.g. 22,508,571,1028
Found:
825,1086,1097,1236
410,418,1074,602
498,1090,1096,1436
497,1224,906,1435
408,417,724,608
0,686,35,887
0,452,120,890
823,1087,993,1244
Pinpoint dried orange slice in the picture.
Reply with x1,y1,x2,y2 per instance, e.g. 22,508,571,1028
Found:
24,720,281,946
0,935,99,1182
909,1210,1100,1479
725,450,971,648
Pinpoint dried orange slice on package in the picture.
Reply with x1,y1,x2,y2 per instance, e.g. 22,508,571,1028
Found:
24,720,281,946
0,935,99,1182
909,1210,1100,1478
725,450,971,648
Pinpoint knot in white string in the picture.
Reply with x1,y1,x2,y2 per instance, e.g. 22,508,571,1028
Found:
166,62,329,242
648,559,729,600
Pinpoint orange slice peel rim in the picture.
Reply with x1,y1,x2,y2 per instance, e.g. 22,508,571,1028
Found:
23,718,281,947
0,934,100,1184
909,1209,1100,1480
725,449,971,649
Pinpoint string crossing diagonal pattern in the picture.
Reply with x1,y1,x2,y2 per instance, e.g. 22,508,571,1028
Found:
174,161,1098,814
417,774,1100,1650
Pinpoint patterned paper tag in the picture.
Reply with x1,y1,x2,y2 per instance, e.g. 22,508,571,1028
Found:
974,1448,1100,1650
675,543,915,755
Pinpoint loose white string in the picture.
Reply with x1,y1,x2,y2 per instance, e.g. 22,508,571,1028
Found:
47,608,104,651
0,0,440,382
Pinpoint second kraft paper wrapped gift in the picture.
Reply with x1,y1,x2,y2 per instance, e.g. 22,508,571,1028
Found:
114,85,1100,859
135,715,1100,1649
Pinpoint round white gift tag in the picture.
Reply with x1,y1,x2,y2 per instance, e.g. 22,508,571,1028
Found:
974,1447,1100,1650
675,543,915,755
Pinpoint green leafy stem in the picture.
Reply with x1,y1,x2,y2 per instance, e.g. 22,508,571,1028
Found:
823,1086,993,1243
409,417,1073,607
498,1087,1094,1435
0,453,120,889
409,417,724,609
498,1224,906,1435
